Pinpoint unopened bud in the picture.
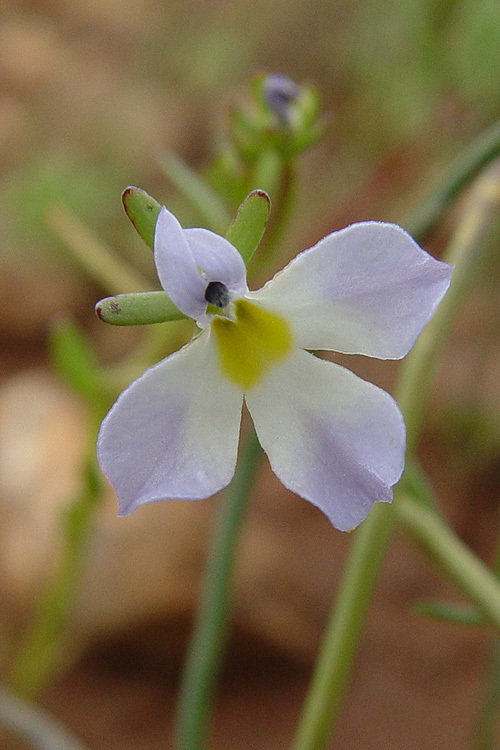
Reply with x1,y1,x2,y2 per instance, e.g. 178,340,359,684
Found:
262,74,300,122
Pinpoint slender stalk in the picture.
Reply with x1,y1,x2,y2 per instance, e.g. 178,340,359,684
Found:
290,156,500,750
290,502,395,750
473,641,500,750
471,528,500,748
158,151,231,234
0,684,90,750
173,428,261,750
46,205,150,294
406,118,500,242
395,496,500,629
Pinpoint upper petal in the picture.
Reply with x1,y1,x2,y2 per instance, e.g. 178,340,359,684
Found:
250,222,451,359
154,208,248,323
185,228,247,294
97,328,243,514
154,207,208,320
245,349,405,531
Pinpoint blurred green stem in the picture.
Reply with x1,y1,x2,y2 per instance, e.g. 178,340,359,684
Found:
0,685,90,750
290,156,500,750
173,428,261,750
395,496,500,628
158,152,231,234
406,117,500,243
46,205,150,294
472,529,500,749
474,640,500,750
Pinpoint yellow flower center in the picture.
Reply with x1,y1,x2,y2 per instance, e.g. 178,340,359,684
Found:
211,298,292,390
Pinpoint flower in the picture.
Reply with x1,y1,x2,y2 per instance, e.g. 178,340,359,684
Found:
97,207,451,531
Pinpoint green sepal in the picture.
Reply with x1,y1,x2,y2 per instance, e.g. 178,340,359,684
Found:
96,291,183,326
414,599,484,626
48,319,107,406
122,186,161,249
225,189,271,263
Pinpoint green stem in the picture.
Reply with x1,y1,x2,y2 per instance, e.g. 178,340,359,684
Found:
473,640,500,750
471,521,500,749
395,496,500,629
290,502,395,750
158,151,231,234
173,428,261,750
405,118,500,243
0,685,90,750
290,156,500,750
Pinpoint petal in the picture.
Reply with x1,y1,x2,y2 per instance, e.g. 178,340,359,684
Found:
153,208,248,323
97,329,243,514
185,228,247,294
154,207,207,320
245,349,405,531
251,222,451,359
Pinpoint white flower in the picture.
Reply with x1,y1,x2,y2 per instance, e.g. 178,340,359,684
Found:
97,207,451,531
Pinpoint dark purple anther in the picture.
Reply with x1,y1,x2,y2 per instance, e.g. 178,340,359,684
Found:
205,281,230,308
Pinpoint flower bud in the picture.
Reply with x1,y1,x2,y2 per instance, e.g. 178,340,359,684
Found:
262,74,300,122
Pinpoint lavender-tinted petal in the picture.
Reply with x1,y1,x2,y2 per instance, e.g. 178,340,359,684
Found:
153,206,208,320
184,228,247,294
251,221,452,359
97,329,243,514
245,349,405,531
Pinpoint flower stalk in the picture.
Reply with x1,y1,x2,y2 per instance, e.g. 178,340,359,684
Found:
406,117,500,243
173,428,261,750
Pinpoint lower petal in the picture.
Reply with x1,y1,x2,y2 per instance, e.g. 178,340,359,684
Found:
245,349,405,531
97,329,243,514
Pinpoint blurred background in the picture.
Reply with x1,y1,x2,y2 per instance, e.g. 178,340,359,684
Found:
1,0,500,747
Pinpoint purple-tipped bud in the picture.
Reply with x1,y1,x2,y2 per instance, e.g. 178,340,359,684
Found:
263,74,300,121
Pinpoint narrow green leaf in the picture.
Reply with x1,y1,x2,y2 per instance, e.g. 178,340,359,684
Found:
414,599,484,626
48,319,104,404
122,186,161,249
225,189,271,263
96,291,183,326
158,151,231,233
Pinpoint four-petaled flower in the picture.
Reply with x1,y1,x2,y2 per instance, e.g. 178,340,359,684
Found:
97,208,451,531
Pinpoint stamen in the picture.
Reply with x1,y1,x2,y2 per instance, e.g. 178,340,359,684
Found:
205,281,230,308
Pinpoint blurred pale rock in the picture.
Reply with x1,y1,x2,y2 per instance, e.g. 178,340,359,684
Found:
0,372,86,595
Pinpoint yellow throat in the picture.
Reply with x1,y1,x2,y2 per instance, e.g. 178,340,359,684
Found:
212,298,292,390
